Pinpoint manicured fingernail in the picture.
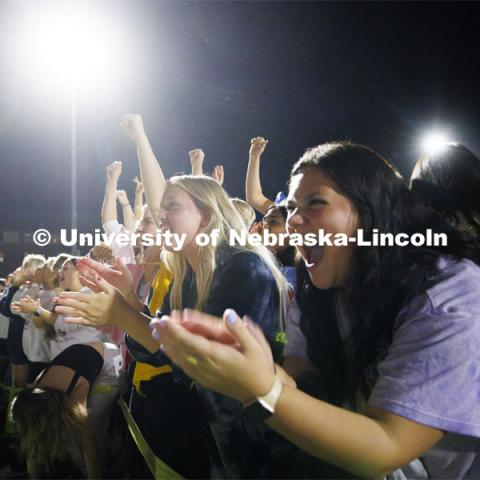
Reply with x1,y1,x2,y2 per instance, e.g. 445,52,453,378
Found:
226,310,237,324
152,329,161,341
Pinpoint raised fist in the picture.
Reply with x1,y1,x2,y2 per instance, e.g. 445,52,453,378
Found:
211,165,224,186
120,114,145,143
116,190,130,206
106,161,122,181
189,148,205,166
249,137,269,158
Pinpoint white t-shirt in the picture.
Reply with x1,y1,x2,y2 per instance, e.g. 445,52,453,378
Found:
102,219,136,265
50,287,107,360
13,284,51,363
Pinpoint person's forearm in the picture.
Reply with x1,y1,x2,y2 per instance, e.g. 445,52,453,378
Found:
121,203,136,232
134,192,144,221
191,163,203,176
116,301,159,353
102,178,118,225
135,133,166,223
266,385,404,478
245,154,274,214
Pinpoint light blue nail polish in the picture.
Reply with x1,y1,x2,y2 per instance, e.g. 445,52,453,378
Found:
227,311,237,324
152,329,161,341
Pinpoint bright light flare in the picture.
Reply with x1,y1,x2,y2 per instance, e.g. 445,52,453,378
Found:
16,1,121,92
421,132,452,154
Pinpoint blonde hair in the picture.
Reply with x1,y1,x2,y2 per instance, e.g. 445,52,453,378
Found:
162,175,289,325
52,253,73,272
231,198,256,229
22,254,46,274
12,387,87,477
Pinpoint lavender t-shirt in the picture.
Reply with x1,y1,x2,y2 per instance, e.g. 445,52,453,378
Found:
368,256,480,479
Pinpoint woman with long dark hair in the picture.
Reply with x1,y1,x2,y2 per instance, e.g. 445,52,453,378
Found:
153,142,480,479
410,142,480,236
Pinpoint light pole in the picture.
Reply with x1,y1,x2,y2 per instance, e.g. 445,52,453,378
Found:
70,77,79,255
16,1,121,255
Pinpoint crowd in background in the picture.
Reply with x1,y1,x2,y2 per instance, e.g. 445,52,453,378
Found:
0,114,479,479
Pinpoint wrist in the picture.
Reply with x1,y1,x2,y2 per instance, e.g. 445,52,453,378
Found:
243,374,283,421
242,370,276,406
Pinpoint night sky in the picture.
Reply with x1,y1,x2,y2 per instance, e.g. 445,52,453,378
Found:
1,1,479,252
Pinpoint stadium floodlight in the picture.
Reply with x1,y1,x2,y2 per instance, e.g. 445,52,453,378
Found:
421,132,452,155
16,1,122,253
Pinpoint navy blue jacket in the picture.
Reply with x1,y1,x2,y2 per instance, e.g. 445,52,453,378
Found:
126,245,292,478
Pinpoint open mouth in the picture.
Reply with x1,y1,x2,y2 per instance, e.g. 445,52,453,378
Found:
301,245,325,270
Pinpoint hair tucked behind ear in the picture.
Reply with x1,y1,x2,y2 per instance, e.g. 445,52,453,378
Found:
293,142,480,407
12,387,88,477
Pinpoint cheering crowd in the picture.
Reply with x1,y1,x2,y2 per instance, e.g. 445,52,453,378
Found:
0,114,479,479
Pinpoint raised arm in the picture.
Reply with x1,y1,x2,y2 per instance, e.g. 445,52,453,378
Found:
116,190,136,232
132,176,144,221
189,148,205,176
120,114,166,225
245,137,275,214
102,161,122,225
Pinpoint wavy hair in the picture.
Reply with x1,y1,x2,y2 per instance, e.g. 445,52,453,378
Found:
293,142,480,406
12,387,87,477
162,175,289,323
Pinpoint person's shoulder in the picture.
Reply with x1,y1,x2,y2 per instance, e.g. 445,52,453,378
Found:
395,256,480,331
426,256,480,313
216,245,273,280
218,245,266,268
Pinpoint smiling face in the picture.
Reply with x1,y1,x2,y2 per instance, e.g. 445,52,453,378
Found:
286,167,359,289
157,185,207,255
262,207,290,253
59,261,81,291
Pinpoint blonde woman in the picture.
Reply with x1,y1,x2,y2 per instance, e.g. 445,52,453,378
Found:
55,174,291,478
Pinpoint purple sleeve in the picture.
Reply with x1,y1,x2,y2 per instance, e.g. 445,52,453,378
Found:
368,263,480,437
284,300,308,359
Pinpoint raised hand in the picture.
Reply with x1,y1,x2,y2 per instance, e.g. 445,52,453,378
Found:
133,176,144,195
211,165,224,186
249,137,269,159
120,114,146,144
106,161,122,182
189,148,205,176
76,256,134,299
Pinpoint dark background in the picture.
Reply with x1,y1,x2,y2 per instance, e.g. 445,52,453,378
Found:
1,1,479,275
